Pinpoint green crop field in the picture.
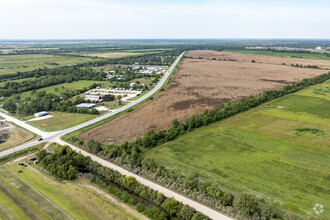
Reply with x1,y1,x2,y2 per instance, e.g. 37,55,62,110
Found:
0,167,70,220
226,49,330,60
0,164,141,220
0,54,94,75
144,80,330,219
28,111,99,131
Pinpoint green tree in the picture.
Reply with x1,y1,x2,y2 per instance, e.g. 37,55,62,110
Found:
117,95,122,105
233,194,258,216
161,198,181,216
3,99,17,113
179,205,195,220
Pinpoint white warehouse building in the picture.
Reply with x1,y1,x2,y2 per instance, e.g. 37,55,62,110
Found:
34,111,48,118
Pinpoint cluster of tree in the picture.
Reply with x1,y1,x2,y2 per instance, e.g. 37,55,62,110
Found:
38,145,210,220
66,72,330,219
290,63,319,69
76,50,181,68
37,147,78,180
0,67,105,97
0,65,105,83
3,91,99,116
0,49,62,55
102,94,115,101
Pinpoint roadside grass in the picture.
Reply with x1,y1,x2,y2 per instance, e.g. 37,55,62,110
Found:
129,77,156,85
28,111,99,132
0,167,67,220
226,49,330,60
0,123,37,152
99,101,125,110
0,143,45,164
6,164,141,220
144,81,330,219
0,54,94,75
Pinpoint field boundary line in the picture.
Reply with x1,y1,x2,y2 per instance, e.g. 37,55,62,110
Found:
5,166,74,220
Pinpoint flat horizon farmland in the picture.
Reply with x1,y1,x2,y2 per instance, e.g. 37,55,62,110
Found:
0,54,95,75
144,80,330,219
79,50,327,144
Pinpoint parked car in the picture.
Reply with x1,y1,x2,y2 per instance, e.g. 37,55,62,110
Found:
38,138,43,141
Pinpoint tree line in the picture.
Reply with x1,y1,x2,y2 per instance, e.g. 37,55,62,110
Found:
37,145,210,220
3,90,100,116
66,72,330,219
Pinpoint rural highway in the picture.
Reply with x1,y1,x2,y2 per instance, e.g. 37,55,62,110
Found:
0,52,185,158
0,52,232,220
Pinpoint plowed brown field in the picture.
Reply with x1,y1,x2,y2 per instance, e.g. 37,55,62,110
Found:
80,51,328,144
187,50,330,69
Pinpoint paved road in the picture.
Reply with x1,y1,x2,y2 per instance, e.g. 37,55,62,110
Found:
56,139,231,220
0,52,185,158
0,52,232,219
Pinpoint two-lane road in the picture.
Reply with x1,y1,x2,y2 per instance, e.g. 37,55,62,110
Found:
0,52,232,220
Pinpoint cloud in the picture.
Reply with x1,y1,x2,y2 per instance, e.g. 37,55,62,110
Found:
0,0,329,39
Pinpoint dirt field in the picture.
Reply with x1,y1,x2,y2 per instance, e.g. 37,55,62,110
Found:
0,123,36,152
80,51,328,144
187,50,330,69
88,52,141,58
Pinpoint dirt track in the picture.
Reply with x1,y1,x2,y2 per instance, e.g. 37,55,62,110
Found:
80,51,328,144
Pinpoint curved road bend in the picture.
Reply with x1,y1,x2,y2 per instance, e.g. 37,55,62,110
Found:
0,52,232,220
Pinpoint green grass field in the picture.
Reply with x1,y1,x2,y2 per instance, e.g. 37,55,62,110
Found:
0,167,69,220
0,164,141,220
28,111,99,131
226,49,330,60
14,80,104,100
0,54,94,75
144,80,330,219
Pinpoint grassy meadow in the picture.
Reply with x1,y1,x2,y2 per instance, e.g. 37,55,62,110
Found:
0,163,142,220
12,80,104,100
0,54,94,75
144,80,330,219
28,111,99,131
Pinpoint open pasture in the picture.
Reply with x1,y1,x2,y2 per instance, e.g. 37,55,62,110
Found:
86,52,142,58
144,80,330,219
13,80,104,100
29,111,99,131
0,163,142,220
0,54,93,75
80,50,326,144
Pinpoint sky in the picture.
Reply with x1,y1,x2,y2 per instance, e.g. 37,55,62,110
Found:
0,0,329,39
